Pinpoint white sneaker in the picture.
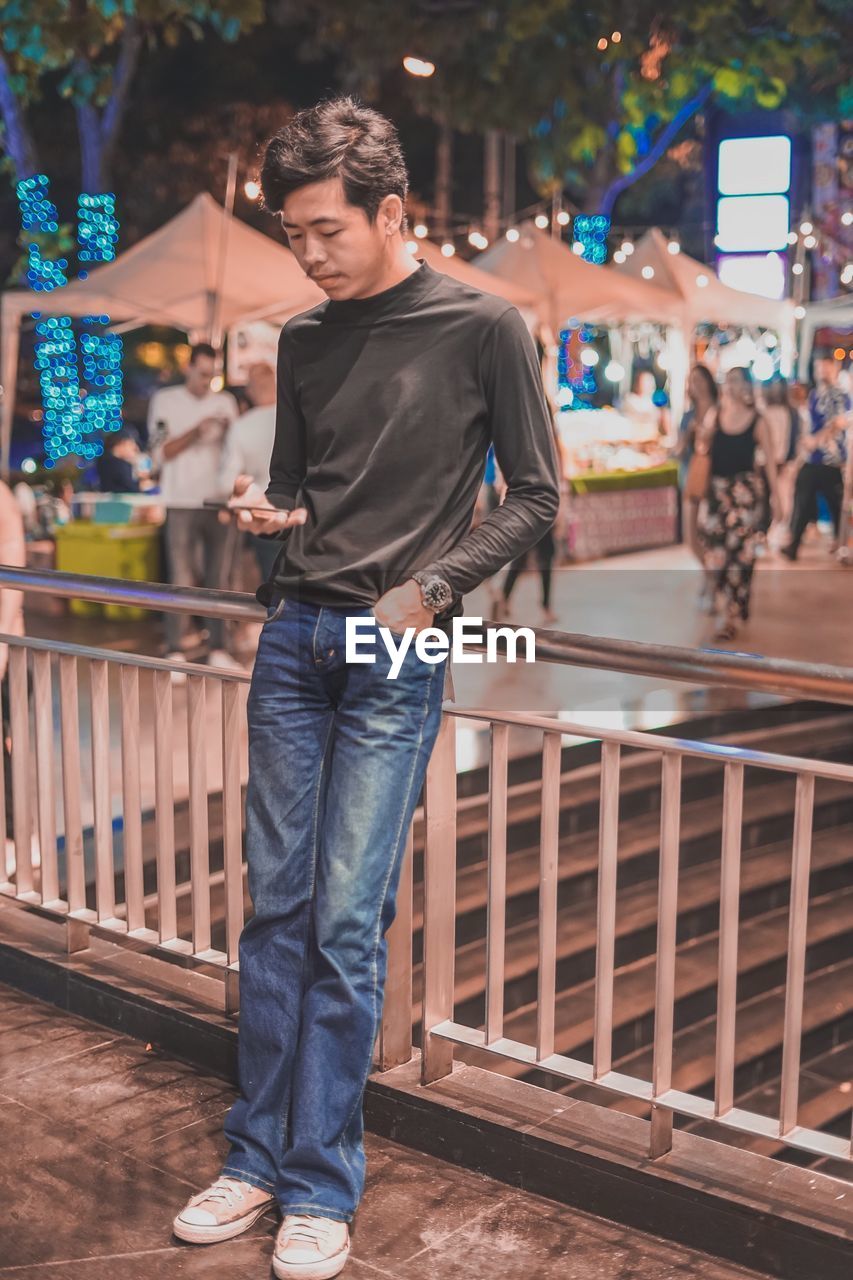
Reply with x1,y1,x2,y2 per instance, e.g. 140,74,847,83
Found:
206,648,247,673
165,651,188,685
273,1214,351,1279
173,1175,275,1244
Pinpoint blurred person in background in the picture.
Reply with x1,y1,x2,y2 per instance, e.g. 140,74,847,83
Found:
149,342,238,670
760,377,801,533
697,366,780,642
624,369,669,441
674,363,718,595
782,353,851,562
219,362,279,583
96,428,141,493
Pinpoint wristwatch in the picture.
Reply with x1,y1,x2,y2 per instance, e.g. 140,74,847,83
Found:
412,571,454,613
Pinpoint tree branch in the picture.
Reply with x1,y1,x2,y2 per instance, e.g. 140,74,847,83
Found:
600,80,714,219
101,18,142,157
0,48,38,181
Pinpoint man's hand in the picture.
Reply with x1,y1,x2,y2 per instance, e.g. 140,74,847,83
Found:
225,474,308,536
373,579,433,634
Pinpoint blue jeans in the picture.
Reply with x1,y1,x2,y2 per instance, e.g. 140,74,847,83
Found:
222,597,445,1221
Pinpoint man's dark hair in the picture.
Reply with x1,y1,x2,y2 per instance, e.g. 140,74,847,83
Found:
189,342,216,365
261,97,409,229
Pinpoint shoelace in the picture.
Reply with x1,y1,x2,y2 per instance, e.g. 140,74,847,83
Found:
187,1176,248,1211
280,1214,338,1249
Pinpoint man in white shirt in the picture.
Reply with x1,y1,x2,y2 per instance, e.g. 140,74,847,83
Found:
148,343,238,665
218,362,279,583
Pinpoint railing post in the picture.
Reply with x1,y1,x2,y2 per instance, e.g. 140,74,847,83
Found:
650,750,682,1159
421,709,457,1084
378,827,414,1070
221,679,245,1017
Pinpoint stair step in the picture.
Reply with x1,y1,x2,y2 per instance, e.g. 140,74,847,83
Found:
685,1043,853,1160
436,825,853,1017
412,775,853,970
426,714,853,869
456,886,853,1079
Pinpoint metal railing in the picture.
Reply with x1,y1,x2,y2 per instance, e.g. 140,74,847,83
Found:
1,566,852,1171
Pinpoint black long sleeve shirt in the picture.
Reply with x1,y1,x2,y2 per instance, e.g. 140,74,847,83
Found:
263,260,559,610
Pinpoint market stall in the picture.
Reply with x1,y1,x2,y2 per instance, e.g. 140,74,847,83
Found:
477,224,687,558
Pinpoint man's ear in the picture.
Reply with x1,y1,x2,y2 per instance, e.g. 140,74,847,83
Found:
379,194,404,236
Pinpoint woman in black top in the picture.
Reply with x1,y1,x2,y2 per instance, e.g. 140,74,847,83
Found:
697,367,780,641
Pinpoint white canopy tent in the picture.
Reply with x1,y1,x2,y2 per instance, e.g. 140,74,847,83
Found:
1,195,542,471
475,222,686,333
613,228,796,353
797,295,853,380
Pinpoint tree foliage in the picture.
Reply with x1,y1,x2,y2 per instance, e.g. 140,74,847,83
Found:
275,0,850,213
0,0,263,189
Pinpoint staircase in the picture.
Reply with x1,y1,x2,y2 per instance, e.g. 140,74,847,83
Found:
109,700,853,1176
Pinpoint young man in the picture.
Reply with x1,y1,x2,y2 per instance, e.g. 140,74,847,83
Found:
172,98,559,1279
783,353,851,560
148,342,239,668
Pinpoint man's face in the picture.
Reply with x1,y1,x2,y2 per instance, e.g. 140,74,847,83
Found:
281,178,397,301
816,358,838,386
185,354,215,396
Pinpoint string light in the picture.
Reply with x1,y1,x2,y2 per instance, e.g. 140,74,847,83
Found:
244,180,260,200
794,305,806,319
534,213,549,229
506,227,520,242
696,273,709,287
803,234,817,249
16,175,67,291
406,240,418,254
792,262,804,275
613,249,626,264
34,316,82,460
557,321,599,407
641,265,655,279
597,37,608,50
841,263,853,286
842,211,852,227
468,230,489,250
556,210,571,226
440,242,456,257
799,220,813,235
787,231,798,245
571,241,585,255
413,223,428,238
80,320,123,441
17,177,126,462
667,238,681,255
573,214,610,264
77,193,119,263
611,30,622,42
604,360,625,382
620,239,634,255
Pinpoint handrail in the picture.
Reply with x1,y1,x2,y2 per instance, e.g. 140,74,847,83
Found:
3,564,853,707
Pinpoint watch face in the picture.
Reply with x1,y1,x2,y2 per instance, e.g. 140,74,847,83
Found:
424,578,453,611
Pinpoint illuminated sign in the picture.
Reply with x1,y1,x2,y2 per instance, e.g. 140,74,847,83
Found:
715,133,792,298
716,194,791,252
717,252,787,300
717,135,792,196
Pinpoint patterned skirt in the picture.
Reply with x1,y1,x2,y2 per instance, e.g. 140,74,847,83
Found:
698,471,766,622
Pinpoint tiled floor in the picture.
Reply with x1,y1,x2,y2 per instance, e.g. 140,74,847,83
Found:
0,983,773,1279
